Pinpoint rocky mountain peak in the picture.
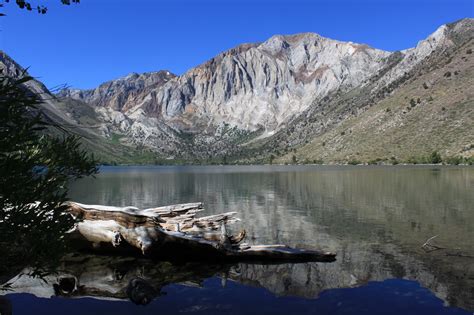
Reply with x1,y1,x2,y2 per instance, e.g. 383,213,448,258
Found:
145,31,392,132
58,69,176,112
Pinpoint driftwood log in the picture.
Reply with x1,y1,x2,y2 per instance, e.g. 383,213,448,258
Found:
67,202,336,262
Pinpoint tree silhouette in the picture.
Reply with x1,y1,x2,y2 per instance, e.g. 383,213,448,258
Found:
0,74,97,279
0,0,79,16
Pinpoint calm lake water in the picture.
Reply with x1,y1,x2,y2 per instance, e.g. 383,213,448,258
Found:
3,165,474,314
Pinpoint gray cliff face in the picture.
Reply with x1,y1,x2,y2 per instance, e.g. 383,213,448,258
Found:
152,34,390,131
56,32,395,151
58,70,176,112
57,34,395,133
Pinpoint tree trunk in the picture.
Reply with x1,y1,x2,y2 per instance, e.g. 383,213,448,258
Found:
67,202,336,262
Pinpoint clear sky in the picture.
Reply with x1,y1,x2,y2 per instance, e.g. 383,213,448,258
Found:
1,0,472,89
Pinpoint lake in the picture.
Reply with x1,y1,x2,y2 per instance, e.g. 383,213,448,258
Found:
3,165,473,314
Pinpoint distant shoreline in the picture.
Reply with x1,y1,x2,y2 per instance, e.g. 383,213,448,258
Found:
97,163,474,168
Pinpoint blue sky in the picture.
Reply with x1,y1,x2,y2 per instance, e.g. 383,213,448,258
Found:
1,0,472,89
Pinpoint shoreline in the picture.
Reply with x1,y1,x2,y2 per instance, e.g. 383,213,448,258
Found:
96,163,474,168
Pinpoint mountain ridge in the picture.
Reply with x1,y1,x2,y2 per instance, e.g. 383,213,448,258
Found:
2,18,473,164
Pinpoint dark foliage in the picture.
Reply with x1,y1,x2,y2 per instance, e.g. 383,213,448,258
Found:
0,0,79,16
0,75,97,278
429,151,442,164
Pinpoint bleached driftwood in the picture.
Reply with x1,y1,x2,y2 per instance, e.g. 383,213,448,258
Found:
68,202,336,262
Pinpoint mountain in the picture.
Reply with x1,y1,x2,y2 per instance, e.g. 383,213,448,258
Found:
3,18,473,164
58,71,176,112
61,35,391,131
0,52,166,164
268,18,474,164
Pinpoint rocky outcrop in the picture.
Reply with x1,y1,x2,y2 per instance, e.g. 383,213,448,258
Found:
60,34,392,132
58,70,176,112
150,34,390,131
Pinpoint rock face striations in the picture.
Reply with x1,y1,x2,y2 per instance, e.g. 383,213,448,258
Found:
58,71,176,113
151,35,390,131
3,18,473,163
59,33,391,133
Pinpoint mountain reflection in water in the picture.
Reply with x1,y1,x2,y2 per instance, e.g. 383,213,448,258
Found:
2,165,472,314
1,254,471,315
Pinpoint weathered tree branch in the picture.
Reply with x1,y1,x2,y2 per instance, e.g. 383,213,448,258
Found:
67,202,336,262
